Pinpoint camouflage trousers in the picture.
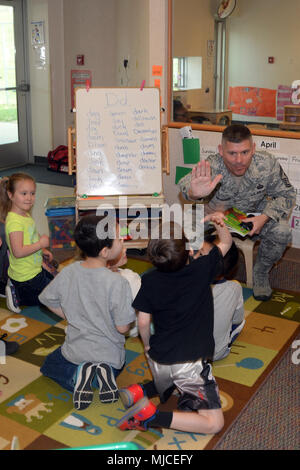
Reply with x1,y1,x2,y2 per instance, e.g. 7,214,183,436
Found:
252,218,292,273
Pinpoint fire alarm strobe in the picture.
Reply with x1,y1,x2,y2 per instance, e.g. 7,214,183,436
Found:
77,55,84,66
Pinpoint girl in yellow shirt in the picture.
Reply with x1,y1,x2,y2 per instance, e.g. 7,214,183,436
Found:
0,173,53,312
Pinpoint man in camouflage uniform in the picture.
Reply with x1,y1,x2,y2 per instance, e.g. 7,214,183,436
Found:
179,124,296,301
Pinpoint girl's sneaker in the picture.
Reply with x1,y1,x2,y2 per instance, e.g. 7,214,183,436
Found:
119,383,145,408
5,280,21,313
117,397,158,431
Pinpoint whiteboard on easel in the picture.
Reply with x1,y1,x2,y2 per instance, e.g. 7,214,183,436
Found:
75,87,162,196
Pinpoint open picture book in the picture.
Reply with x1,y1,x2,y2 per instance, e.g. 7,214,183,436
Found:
223,207,252,237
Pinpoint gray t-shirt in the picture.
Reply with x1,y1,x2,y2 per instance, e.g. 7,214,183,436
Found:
39,261,136,368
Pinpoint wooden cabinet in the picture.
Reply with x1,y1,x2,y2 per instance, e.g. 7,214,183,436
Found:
280,105,300,130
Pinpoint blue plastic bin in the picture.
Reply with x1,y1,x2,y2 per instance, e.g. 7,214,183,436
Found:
45,197,76,250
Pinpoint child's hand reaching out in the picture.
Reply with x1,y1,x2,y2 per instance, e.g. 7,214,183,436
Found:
203,211,226,227
202,211,232,257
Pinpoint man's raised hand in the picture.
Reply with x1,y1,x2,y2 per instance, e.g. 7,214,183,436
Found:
188,161,222,199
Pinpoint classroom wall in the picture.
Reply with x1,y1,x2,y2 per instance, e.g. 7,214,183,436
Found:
62,0,118,129
227,0,300,90
114,0,149,89
48,0,66,148
27,0,53,157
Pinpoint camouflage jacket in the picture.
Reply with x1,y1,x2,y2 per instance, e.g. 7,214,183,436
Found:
179,151,296,222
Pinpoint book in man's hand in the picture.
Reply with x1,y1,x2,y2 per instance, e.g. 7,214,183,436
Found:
223,207,253,237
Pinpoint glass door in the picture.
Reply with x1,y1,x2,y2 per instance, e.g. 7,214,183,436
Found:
0,0,30,169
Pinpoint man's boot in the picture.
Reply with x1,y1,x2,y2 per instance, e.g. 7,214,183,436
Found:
253,239,287,301
253,261,272,301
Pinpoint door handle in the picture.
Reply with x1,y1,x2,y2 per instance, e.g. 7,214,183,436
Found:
17,83,30,92
0,84,30,92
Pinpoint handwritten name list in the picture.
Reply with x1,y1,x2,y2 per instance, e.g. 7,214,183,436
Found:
76,88,162,195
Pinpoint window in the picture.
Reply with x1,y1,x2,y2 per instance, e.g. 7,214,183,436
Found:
173,56,202,91
173,57,186,89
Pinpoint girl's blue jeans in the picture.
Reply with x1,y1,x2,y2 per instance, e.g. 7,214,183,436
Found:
11,268,53,306
40,346,124,392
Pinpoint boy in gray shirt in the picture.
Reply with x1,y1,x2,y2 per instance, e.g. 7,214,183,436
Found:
39,215,136,411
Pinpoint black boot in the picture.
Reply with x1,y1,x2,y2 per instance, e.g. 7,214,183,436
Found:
253,239,287,301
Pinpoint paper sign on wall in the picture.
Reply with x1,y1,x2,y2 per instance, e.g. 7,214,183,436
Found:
175,166,192,184
152,65,163,76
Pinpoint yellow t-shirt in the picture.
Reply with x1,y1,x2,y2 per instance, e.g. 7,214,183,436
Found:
5,211,42,282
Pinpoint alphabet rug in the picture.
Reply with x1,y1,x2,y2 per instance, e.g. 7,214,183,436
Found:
0,260,299,451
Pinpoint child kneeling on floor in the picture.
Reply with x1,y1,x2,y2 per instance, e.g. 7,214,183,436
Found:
108,246,141,337
117,213,232,434
39,215,136,410
198,235,245,361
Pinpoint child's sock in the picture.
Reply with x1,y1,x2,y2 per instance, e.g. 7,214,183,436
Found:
150,410,173,429
117,396,173,431
142,380,158,398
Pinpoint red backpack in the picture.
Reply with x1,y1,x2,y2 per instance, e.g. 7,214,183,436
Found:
47,145,69,173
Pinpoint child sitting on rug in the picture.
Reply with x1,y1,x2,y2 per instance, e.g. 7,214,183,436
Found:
0,174,54,313
198,235,245,361
108,246,141,337
39,215,136,411
117,213,231,435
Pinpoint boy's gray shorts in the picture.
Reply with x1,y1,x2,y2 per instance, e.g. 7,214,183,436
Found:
146,355,222,411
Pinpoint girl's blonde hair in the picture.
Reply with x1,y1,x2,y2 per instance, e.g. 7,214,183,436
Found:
0,173,36,221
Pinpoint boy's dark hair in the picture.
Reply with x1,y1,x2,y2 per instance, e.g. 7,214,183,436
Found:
205,234,239,279
74,215,114,258
222,124,252,144
147,222,189,272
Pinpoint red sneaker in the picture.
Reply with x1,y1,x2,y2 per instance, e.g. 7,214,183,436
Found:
117,397,157,431
119,383,145,408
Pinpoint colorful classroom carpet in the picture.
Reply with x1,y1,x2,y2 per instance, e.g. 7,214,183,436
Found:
0,259,299,450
